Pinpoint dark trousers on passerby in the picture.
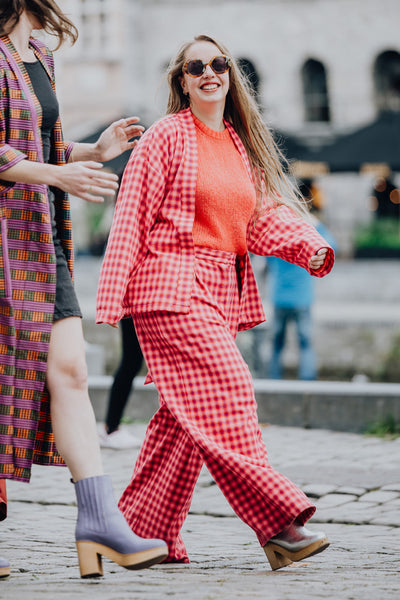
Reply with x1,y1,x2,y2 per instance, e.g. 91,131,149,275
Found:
105,317,144,434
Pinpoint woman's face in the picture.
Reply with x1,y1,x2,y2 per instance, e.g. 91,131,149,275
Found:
180,41,230,113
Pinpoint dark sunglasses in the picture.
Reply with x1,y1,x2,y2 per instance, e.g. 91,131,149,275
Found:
182,55,231,78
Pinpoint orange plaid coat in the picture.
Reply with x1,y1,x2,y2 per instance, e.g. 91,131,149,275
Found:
0,35,74,481
97,108,334,328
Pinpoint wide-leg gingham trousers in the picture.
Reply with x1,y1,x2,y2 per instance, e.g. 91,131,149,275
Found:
119,247,315,562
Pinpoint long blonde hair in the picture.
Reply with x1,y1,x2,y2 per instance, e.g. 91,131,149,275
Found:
166,34,308,219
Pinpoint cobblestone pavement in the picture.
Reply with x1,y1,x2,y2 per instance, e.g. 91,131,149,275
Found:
1,424,399,599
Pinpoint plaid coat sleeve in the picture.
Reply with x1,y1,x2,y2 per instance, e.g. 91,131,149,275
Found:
96,120,178,324
247,203,335,277
0,66,27,190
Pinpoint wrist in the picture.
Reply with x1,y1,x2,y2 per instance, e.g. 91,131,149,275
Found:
45,164,63,188
69,142,102,163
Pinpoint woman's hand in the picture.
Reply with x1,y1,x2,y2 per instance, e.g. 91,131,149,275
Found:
53,161,119,203
93,117,145,162
309,248,328,270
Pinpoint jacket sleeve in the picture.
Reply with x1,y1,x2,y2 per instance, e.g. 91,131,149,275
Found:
0,67,27,192
96,122,175,324
247,202,335,277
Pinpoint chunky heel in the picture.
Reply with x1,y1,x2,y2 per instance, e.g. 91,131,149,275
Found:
76,541,103,578
74,475,168,577
263,523,330,571
0,556,10,579
76,540,168,577
263,544,293,570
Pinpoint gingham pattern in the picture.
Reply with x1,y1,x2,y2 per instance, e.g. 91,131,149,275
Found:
96,108,334,330
0,35,74,481
119,248,315,561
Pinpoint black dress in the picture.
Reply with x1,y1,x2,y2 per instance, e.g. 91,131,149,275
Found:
24,60,82,321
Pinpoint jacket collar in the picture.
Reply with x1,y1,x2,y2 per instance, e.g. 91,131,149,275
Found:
0,34,52,82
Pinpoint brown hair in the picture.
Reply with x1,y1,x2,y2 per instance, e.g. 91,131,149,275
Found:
0,0,78,49
166,34,308,219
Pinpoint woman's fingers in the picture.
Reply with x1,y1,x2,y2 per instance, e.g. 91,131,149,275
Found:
57,161,119,201
309,248,328,270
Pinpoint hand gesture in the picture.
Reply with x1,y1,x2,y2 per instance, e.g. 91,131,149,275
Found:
55,161,119,203
94,117,145,162
309,248,328,270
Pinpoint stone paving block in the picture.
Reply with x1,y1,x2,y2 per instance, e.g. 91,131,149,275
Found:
335,486,367,496
189,485,235,517
302,483,338,497
314,493,358,508
381,482,400,492
316,502,384,525
370,511,400,527
357,490,400,504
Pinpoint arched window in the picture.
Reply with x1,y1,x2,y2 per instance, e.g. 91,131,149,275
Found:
374,50,400,112
237,58,260,101
301,58,330,122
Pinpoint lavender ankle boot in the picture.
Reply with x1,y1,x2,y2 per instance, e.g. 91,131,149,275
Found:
74,475,168,577
0,556,10,578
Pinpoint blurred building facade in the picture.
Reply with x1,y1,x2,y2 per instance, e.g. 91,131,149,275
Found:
54,0,400,255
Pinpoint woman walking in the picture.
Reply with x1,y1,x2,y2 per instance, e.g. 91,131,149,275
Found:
97,35,334,571
0,0,167,578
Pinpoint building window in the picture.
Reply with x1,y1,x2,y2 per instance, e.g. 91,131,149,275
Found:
63,0,122,60
301,58,331,122
237,58,260,101
374,50,400,112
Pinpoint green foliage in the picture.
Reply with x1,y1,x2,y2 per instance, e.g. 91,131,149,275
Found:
355,217,400,250
364,414,400,438
377,332,400,382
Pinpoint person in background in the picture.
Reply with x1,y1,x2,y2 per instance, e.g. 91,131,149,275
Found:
98,166,145,450
0,0,167,579
267,179,337,380
97,34,335,570
99,316,144,449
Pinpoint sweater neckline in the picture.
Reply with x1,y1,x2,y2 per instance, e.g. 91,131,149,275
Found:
192,113,229,140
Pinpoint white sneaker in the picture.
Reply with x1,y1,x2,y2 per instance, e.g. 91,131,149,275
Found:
99,427,142,450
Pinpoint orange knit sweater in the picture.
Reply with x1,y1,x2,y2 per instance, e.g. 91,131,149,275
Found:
192,115,256,254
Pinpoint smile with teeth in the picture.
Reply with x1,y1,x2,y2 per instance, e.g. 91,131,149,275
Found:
201,83,219,90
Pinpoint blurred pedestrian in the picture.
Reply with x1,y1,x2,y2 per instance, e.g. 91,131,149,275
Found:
97,34,334,570
0,0,167,579
267,180,337,380
99,317,144,449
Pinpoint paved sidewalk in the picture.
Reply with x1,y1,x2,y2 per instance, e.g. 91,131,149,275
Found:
1,424,400,599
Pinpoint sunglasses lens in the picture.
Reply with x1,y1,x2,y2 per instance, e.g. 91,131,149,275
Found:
186,60,205,77
211,56,229,73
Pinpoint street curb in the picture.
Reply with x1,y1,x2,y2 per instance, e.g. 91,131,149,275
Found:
89,377,400,433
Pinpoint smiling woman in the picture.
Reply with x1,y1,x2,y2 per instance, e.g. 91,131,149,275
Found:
97,34,334,571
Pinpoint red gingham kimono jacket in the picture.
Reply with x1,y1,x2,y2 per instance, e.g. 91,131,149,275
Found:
96,108,334,328
0,35,73,482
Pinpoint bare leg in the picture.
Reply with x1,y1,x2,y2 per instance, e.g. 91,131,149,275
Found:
46,316,103,481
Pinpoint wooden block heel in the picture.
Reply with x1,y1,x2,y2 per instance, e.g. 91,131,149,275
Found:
0,565,10,579
263,536,330,571
76,540,169,578
263,544,293,570
76,541,103,578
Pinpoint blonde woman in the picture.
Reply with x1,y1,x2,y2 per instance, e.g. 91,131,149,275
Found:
97,35,334,571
